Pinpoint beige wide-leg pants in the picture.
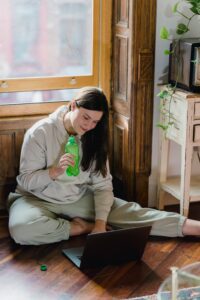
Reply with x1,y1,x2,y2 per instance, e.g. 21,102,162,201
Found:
7,191,186,245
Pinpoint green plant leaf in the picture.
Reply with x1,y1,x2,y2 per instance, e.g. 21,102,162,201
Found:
190,6,200,14
156,124,169,131
176,23,189,35
164,49,173,55
157,90,169,99
172,2,180,13
185,0,200,14
186,0,200,3
160,26,169,39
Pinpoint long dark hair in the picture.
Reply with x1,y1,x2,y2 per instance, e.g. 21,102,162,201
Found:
71,87,109,177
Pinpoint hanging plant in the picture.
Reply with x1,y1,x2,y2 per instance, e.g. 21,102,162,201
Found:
157,0,200,131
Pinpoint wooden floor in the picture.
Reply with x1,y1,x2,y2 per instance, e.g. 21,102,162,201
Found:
1,203,200,300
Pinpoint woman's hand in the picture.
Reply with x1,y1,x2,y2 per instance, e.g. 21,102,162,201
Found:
91,219,108,234
49,153,75,180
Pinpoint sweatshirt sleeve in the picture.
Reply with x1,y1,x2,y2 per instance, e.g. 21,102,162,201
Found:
17,128,52,193
90,161,114,222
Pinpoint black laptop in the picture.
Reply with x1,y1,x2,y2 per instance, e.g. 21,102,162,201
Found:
62,226,151,269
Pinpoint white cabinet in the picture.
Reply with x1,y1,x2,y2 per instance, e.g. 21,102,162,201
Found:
157,88,200,217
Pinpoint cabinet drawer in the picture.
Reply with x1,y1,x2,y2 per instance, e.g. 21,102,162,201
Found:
193,125,200,142
194,102,200,120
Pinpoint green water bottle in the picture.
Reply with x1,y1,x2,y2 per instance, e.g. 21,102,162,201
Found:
65,136,80,176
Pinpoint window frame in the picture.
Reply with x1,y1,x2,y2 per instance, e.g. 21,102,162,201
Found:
0,0,111,117
0,0,99,93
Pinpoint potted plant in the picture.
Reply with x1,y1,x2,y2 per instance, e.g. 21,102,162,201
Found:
157,0,200,131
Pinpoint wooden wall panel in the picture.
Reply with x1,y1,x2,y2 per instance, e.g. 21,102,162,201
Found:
112,0,131,117
116,0,129,26
111,0,156,205
114,36,128,102
0,116,45,209
112,113,129,199
135,83,153,173
111,0,132,200
0,133,16,179
113,114,128,178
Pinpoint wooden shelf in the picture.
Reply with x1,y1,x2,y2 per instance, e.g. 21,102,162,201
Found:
161,176,200,202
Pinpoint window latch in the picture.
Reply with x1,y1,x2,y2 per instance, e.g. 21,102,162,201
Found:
0,81,8,88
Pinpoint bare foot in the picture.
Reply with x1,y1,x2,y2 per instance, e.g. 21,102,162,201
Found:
69,217,94,237
182,219,200,236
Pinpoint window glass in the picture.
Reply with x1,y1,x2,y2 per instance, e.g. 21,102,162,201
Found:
0,89,78,105
0,0,93,79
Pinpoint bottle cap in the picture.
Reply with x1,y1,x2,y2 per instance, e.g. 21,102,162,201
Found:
40,264,47,271
68,136,76,144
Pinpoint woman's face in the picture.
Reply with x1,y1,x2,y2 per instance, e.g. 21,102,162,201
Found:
70,102,103,135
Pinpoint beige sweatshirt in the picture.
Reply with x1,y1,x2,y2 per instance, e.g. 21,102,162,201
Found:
16,106,114,221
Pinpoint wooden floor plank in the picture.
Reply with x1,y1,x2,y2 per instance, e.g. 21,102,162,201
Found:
0,204,200,299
